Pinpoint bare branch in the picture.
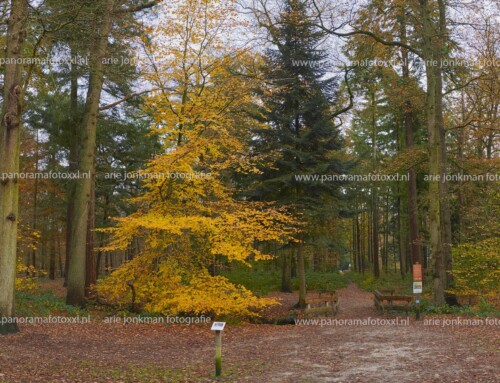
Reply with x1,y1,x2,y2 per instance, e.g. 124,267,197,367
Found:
99,89,160,111
332,66,354,120
310,0,422,57
443,75,484,96
116,0,162,14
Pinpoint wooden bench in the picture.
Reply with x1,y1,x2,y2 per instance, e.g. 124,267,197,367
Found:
304,291,339,317
374,289,413,314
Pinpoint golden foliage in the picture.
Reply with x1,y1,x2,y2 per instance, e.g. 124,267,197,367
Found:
15,259,39,293
450,237,500,298
97,0,298,318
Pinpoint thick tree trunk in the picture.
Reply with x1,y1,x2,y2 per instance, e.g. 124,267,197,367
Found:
403,81,422,267
427,67,446,305
0,0,28,335
420,0,448,305
66,0,115,306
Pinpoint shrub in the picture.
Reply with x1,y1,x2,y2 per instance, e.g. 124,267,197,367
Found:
450,237,500,298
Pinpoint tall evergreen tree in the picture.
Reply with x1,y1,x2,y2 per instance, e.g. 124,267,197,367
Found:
250,0,350,306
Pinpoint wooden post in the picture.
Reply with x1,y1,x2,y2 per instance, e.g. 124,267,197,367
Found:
413,262,423,320
211,321,225,377
215,330,222,376
416,297,421,320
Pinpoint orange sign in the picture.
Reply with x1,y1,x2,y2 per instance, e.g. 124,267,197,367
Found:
413,263,422,282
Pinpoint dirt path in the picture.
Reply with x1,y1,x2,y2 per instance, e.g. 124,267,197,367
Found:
1,283,498,382
336,282,377,318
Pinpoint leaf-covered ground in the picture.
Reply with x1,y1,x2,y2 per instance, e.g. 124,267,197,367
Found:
0,283,498,382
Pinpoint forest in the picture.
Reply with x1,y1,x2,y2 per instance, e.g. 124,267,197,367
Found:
0,0,498,382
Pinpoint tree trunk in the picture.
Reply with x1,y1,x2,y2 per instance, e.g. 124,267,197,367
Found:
0,0,28,335
383,192,389,273
296,243,306,308
360,209,366,273
64,47,80,287
397,189,407,277
371,90,380,278
356,212,361,272
66,0,115,306
85,169,96,297
58,227,64,277
31,129,39,270
281,250,292,292
49,227,56,280
400,4,422,269
436,0,456,305
420,0,448,304
104,252,109,274
352,213,357,271
372,190,380,278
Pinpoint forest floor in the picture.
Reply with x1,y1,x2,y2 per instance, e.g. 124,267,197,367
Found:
0,281,498,383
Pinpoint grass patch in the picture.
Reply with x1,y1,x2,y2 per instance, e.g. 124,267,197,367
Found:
347,272,500,317
347,271,413,293
15,290,87,317
222,266,348,296
419,297,500,317
222,268,281,296
293,271,348,292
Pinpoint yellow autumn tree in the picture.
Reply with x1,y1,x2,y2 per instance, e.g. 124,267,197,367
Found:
96,0,298,318
449,189,500,298
16,223,41,292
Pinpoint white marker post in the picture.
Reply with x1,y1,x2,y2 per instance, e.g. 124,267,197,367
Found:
211,322,226,376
